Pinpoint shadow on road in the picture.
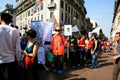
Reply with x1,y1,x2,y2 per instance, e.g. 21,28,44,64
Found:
98,55,109,58
70,78,87,80
37,69,83,80
108,53,117,56
100,62,113,67
98,59,107,63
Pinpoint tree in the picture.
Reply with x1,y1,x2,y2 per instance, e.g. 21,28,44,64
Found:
5,4,13,9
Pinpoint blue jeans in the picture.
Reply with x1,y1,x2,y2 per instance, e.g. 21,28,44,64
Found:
92,54,98,67
78,48,86,65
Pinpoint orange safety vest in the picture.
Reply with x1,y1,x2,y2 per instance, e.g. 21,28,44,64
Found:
50,34,67,56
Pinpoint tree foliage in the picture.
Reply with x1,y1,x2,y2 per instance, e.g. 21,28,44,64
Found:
5,4,13,9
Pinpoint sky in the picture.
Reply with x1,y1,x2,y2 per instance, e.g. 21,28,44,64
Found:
84,0,114,39
0,0,16,11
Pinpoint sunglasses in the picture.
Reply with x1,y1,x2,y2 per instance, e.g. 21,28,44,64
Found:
55,30,60,32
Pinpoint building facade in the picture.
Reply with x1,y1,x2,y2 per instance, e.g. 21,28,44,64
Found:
15,0,87,35
110,0,120,40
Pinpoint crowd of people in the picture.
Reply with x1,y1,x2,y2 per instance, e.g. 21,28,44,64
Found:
0,12,118,80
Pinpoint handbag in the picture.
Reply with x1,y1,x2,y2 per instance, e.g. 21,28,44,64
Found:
47,50,54,62
24,56,34,69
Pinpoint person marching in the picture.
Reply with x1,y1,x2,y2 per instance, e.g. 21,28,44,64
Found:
24,29,39,80
90,34,99,69
77,35,86,66
50,26,68,74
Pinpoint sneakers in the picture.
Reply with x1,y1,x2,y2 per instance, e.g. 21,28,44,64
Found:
95,65,100,68
90,66,94,69
57,70,64,74
53,69,57,73
90,66,100,69
53,69,64,74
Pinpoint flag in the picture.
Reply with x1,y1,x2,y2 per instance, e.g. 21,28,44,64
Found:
53,15,58,26
72,25,79,32
49,15,58,28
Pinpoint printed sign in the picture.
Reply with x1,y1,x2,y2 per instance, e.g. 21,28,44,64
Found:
64,25,72,36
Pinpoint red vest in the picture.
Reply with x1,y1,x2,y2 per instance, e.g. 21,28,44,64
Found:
78,39,85,48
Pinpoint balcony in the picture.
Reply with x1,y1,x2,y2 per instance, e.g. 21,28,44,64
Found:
47,2,56,9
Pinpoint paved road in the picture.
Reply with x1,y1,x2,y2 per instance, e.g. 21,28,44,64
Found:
38,51,120,80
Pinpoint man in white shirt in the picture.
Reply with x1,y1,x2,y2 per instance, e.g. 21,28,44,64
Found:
0,13,21,80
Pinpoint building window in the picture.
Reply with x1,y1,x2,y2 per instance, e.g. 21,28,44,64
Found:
65,3,67,11
71,9,73,16
38,16,39,20
41,5,43,10
41,14,43,21
31,9,33,15
68,16,70,23
28,10,30,16
61,0,64,8
28,20,30,25
61,13,64,21
50,12,54,18
74,11,76,17
68,6,70,13
26,12,27,17
65,14,67,24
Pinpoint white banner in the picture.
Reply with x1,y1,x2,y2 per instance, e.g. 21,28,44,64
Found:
91,27,101,35
64,25,72,36
42,22,55,42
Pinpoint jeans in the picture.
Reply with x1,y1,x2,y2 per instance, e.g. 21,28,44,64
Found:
92,54,98,67
112,60,120,80
78,48,86,65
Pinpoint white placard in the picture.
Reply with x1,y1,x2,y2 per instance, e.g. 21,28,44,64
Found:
64,25,72,36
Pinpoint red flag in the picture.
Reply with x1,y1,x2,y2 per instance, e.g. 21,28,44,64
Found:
53,15,58,26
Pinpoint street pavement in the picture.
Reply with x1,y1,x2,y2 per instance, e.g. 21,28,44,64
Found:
38,51,120,80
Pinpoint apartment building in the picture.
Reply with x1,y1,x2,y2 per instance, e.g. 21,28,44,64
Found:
111,0,120,40
15,0,87,34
